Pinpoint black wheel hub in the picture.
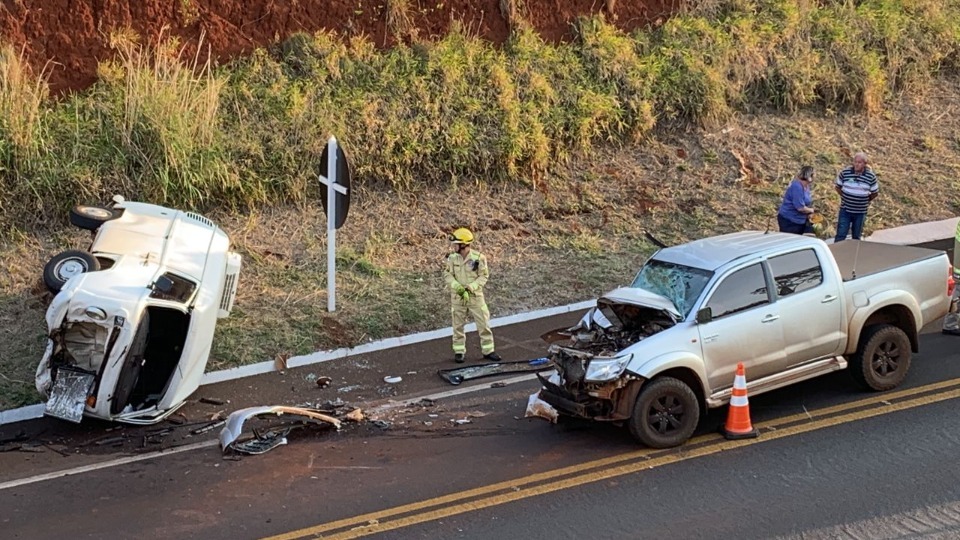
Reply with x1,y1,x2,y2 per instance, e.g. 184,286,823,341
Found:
872,341,901,376
648,395,684,434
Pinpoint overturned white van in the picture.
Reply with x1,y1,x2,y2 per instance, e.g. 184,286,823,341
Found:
35,197,241,424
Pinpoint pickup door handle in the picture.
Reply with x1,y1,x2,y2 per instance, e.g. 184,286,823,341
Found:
761,314,780,323
822,294,838,303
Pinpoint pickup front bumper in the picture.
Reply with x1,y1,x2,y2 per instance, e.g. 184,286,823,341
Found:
537,372,643,422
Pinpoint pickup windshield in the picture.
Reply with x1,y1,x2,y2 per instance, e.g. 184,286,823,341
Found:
631,259,713,318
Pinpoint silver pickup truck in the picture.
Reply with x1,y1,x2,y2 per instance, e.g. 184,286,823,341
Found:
538,231,952,448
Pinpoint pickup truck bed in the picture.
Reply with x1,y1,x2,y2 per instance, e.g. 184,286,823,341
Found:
829,240,945,281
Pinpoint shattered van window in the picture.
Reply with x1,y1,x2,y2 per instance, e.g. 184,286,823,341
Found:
631,260,713,318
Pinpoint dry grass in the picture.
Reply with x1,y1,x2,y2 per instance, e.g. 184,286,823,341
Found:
4,76,960,409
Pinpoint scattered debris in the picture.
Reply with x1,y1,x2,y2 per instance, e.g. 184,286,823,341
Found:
305,373,318,383
275,353,290,372
406,371,417,375
370,420,392,430
524,392,558,424
490,381,507,388
417,398,436,407
219,406,342,453
0,430,29,445
437,357,553,385
428,414,439,418
316,376,333,388
200,397,226,406
231,428,292,455
191,419,226,435
452,418,472,425
94,436,127,447
466,411,488,418
167,413,188,425
344,408,365,422
383,376,402,384
338,385,363,393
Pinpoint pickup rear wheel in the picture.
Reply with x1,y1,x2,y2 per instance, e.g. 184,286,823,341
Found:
628,376,700,448
851,324,912,391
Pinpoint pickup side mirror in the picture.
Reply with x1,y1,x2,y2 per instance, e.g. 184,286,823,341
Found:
696,307,713,324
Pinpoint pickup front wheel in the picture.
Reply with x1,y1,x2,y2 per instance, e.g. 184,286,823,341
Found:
851,324,912,391
628,376,700,448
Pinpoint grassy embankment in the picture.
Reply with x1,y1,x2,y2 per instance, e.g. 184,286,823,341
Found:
2,0,960,408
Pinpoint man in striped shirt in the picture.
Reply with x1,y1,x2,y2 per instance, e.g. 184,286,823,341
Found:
834,151,879,242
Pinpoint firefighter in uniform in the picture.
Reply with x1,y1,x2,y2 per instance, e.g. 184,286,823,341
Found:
444,228,501,363
943,220,960,335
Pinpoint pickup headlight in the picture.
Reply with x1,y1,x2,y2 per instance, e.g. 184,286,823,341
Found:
584,354,633,382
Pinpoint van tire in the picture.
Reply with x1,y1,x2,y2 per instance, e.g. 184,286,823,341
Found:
42,250,100,293
70,205,118,231
850,324,911,391
628,376,700,448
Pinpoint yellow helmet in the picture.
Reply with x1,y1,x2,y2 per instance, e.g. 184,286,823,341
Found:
450,227,474,244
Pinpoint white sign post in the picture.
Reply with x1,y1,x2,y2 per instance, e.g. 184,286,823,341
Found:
318,136,349,312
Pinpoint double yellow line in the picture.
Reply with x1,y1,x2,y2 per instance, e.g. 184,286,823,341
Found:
265,377,960,540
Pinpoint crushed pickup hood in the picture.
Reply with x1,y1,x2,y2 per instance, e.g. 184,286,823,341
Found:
596,287,681,329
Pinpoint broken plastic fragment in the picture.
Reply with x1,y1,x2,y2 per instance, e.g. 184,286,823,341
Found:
344,408,365,422
383,376,402,384
219,406,342,452
524,392,558,423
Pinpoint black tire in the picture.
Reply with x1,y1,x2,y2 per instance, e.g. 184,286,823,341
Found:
69,205,118,231
628,376,700,448
850,324,912,391
42,250,100,293
111,311,150,415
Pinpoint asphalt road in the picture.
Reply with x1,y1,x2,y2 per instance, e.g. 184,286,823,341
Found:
3,324,960,539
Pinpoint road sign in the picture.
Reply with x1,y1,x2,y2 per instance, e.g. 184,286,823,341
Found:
319,142,351,230
318,136,351,312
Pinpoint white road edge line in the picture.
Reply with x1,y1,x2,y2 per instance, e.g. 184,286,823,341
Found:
0,372,543,491
0,439,219,491
1,300,594,427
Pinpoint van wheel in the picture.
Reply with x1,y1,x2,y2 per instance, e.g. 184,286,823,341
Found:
70,205,118,231
851,324,911,391
42,250,100,293
627,377,700,448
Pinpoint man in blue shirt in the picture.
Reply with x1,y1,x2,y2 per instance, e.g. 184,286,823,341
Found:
834,151,879,242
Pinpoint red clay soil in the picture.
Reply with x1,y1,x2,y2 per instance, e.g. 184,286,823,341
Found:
0,0,678,93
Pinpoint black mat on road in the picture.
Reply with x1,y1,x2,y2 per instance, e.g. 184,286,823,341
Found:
437,357,554,385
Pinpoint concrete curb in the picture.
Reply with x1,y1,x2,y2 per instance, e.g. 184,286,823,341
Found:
4,217,955,426
200,299,595,385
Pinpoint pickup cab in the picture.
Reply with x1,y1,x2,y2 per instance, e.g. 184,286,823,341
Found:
538,231,952,448
35,197,242,424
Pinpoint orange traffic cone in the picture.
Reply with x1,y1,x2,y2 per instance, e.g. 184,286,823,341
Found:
721,362,759,440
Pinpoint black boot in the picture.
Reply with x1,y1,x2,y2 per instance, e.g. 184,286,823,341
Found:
483,352,502,362
454,353,465,363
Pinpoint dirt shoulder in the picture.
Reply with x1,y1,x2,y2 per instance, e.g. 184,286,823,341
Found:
2,77,959,410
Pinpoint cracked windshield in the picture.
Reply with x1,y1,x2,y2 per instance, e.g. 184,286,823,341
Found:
631,260,713,318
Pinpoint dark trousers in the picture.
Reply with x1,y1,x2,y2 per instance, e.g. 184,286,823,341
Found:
777,214,811,235
835,209,866,242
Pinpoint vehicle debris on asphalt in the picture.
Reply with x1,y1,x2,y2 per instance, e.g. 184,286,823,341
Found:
218,406,342,454
437,357,553,385
524,392,558,424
